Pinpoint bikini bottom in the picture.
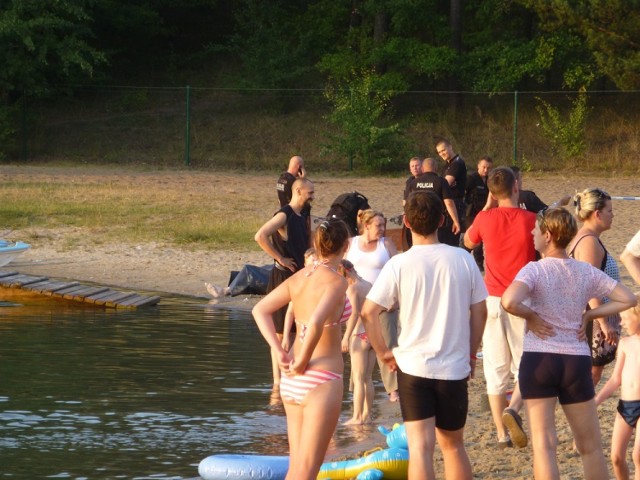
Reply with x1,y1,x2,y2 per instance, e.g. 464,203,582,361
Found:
280,369,342,404
617,399,640,428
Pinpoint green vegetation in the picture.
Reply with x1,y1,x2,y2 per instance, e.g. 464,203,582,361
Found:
536,90,590,163
1,1,639,172
0,177,263,249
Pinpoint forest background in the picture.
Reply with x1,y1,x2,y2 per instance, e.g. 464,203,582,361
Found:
1,0,639,174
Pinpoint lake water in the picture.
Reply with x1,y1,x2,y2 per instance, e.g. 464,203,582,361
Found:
0,291,389,479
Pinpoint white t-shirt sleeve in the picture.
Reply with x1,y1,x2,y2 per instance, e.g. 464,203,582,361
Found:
365,260,397,310
626,230,640,257
470,258,489,304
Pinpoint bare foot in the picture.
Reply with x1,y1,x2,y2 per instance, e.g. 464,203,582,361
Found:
343,417,363,426
205,282,225,298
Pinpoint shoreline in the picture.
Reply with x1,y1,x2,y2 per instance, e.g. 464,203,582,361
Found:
3,167,640,478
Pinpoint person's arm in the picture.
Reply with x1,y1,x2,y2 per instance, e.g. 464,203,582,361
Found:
254,212,297,272
482,192,498,211
548,194,571,209
573,237,619,344
290,280,347,374
469,300,487,379
383,237,398,257
463,225,480,250
252,280,294,370
581,282,637,339
361,299,398,372
341,284,360,353
444,174,456,187
282,302,294,351
595,339,625,406
621,247,640,286
524,191,547,213
443,198,461,235
502,280,556,339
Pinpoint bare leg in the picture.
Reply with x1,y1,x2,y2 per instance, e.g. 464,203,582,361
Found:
508,382,523,412
362,347,376,423
376,310,398,395
436,427,472,480
488,394,509,440
525,397,560,479
592,365,604,386
562,398,608,480
284,378,343,480
283,401,302,464
205,282,226,298
404,417,437,479
632,421,640,480
344,336,368,425
610,413,633,480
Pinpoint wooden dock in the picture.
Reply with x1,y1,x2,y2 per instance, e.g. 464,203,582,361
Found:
0,270,161,309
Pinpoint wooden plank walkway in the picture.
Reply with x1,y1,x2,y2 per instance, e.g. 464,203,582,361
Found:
0,270,160,309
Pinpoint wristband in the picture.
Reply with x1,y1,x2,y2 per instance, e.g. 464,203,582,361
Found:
470,354,477,360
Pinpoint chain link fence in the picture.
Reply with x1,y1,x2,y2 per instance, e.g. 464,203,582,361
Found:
10,87,640,173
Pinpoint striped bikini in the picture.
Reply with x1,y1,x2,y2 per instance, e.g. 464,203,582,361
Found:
280,297,351,405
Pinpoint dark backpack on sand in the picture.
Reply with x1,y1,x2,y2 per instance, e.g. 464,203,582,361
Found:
326,191,370,237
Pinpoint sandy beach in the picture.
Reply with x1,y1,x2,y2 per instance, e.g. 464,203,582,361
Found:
4,167,640,478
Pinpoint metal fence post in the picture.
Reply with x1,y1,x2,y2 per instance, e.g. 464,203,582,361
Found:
21,91,28,162
185,85,191,167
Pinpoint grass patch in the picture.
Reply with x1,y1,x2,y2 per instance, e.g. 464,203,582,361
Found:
0,173,264,249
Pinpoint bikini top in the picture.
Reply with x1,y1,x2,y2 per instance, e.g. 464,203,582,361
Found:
296,297,352,343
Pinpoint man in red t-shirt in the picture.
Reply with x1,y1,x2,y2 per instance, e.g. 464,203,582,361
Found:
464,166,536,449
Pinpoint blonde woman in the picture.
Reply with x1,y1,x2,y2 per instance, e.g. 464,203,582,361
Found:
568,188,620,385
253,217,351,480
345,209,399,401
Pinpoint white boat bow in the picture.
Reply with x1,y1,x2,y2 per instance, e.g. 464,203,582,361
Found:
0,240,31,267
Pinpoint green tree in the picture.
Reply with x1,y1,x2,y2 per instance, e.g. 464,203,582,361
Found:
0,0,105,156
230,0,350,88
520,0,640,90
0,0,105,97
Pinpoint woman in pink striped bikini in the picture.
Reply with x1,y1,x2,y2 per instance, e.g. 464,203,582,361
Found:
253,217,351,480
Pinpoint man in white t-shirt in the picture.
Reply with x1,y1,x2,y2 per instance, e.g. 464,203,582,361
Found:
361,190,487,480
621,229,640,285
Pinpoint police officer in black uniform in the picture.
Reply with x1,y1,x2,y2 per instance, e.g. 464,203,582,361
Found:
436,139,467,241
406,157,461,247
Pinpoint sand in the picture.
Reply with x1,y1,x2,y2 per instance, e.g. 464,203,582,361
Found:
4,166,640,478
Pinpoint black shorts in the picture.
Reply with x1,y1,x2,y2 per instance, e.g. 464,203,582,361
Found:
397,369,468,431
518,352,594,405
266,265,293,334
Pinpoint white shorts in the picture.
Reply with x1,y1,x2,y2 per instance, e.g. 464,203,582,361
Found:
482,295,525,395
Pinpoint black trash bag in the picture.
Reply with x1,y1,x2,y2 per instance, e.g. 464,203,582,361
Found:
325,191,370,237
227,264,274,296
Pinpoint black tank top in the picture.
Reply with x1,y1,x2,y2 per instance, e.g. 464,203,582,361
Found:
271,205,308,271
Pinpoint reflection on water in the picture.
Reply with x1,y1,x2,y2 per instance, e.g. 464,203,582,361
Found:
0,292,382,479
0,292,288,479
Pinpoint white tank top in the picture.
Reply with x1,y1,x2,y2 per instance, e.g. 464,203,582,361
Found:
346,236,391,285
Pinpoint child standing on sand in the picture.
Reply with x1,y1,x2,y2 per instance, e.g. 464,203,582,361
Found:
596,295,640,480
338,259,374,425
